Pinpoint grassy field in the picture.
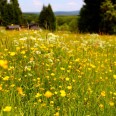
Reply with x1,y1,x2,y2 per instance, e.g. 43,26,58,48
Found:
0,29,116,116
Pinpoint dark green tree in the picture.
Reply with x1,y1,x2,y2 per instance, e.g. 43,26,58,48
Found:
78,0,102,33
100,0,116,34
38,4,56,31
0,0,23,25
78,0,116,34
10,0,23,25
0,0,7,25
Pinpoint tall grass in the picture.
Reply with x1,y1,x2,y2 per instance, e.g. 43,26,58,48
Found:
0,30,116,116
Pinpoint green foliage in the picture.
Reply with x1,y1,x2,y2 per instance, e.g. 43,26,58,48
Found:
78,0,102,33
23,13,39,24
78,0,116,34
100,0,116,34
0,0,23,26
38,4,56,31
56,16,79,32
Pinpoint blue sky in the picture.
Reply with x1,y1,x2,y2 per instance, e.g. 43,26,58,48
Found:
18,0,84,12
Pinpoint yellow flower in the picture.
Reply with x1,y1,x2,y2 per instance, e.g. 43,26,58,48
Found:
68,65,72,69
0,85,2,91
17,87,25,96
60,67,65,71
16,47,20,51
75,58,80,62
44,91,53,98
67,86,72,90
113,75,116,79
21,51,26,54
101,91,106,97
0,60,8,69
3,106,12,112
54,112,59,116
50,101,54,104
10,84,15,88
90,64,96,68
3,76,10,81
60,90,66,97
35,93,42,98
30,57,34,61
99,104,104,108
51,73,55,76
10,52,16,56
109,101,114,106
65,77,70,81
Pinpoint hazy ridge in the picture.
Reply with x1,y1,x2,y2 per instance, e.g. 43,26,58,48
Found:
23,10,80,16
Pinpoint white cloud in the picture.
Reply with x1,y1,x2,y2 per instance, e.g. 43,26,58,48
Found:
33,0,42,6
68,1,77,6
67,0,84,10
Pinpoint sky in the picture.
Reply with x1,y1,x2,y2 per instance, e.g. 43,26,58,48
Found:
18,0,84,12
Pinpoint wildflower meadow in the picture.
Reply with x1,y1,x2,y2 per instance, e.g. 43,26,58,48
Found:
0,29,116,116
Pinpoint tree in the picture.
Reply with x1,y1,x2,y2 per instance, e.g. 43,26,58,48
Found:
78,0,116,34
78,0,102,33
38,4,56,31
100,0,116,34
0,0,7,25
0,0,23,25
10,0,23,25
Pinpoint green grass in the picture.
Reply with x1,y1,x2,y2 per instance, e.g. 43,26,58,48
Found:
0,29,116,116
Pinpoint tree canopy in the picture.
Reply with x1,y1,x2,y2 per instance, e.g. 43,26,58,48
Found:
78,0,116,34
0,0,23,25
38,4,56,31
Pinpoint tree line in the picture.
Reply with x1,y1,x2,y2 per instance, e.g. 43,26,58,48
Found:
0,0,116,34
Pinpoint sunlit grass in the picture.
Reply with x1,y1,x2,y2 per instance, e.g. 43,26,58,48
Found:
0,29,116,116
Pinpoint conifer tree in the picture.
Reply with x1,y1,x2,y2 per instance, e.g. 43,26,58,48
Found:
10,0,23,25
0,0,23,25
100,0,116,34
38,4,56,31
0,0,7,25
78,0,116,34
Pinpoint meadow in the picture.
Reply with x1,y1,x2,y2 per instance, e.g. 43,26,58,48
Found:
0,29,116,116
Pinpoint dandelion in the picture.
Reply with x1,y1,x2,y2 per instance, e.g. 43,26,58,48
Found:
75,58,80,62
67,86,72,90
10,52,16,56
21,51,26,54
16,47,20,51
35,93,42,98
44,91,53,98
113,75,116,79
90,64,96,68
67,70,70,73
10,84,15,88
60,67,65,71
72,79,76,82
17,87,25,96
3,106,12,112
51,73,55,76
3,76,10,81
0,85,2,91
101,91,106,97
60,90,66,97
0,60,8,69
54,91,58,94
109,101,114,106
99,104,104,108
54,112,59,116
65,77,70,81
